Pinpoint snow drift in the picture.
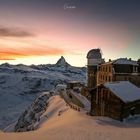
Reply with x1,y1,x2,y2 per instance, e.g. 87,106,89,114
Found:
1,95,140,140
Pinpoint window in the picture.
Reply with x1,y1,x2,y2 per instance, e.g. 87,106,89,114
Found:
106,67,108,72
133,66,138,73
100,74,102,79
105,76,107,81
101,67,102,71
109,66,111,72
108,76,111,82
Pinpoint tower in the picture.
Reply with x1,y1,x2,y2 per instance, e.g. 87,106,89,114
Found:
87,49,104,89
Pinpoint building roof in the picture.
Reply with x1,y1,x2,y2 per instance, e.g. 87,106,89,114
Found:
114,58,138,65
104,81,140,103
87,49,102,59
102,58,138,66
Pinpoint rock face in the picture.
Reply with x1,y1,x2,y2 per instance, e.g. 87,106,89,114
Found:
15,92,51,132
55,56,70,67
0,59,86,130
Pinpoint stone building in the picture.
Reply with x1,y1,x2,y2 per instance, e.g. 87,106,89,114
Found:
90,81,140,121
86,49,140,120
97,58,140,87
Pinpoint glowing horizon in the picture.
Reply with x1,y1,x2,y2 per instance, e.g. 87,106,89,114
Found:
0,0,140,66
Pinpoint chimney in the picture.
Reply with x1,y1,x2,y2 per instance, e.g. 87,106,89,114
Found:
109,59,111,62
129,58,131,61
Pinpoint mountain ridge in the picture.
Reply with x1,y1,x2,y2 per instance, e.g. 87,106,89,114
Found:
0,57,86,130
55,56,70,67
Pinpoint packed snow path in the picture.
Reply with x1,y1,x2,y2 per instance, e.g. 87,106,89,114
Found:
1,95,140,140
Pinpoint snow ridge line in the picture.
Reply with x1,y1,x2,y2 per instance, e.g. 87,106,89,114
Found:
14,92,51,132
59,92,87,114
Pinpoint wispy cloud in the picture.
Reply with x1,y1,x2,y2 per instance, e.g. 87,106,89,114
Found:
0,46,65,60
0,57,15,60
0,27,34,37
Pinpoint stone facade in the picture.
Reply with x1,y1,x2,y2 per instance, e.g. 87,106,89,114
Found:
90,84,140,121
97,59,140,87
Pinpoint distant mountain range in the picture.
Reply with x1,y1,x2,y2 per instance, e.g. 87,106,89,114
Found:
0,56,87,130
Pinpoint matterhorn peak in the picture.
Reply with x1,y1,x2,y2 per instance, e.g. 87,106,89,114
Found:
55,56,70,67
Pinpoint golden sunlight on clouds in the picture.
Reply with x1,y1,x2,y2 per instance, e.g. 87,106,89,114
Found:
0,54,87,67
0,37,65,61
0,47,64,60
0,18,135,66
0,51,27,60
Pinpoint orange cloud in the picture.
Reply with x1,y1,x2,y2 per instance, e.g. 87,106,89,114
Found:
0,51,25,60
0,57,15,60
0,46,64,60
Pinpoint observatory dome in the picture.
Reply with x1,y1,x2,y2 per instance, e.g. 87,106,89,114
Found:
87,49,102,59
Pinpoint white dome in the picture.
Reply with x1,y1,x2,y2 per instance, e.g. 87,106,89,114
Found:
87,49,102,59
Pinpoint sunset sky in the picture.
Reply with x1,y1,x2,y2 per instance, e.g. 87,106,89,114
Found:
0,0,140,66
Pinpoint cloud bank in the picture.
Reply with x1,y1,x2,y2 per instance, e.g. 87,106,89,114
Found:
0,27,34,37
0,46,64,60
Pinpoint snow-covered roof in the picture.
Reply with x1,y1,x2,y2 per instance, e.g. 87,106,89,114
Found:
114,58,138,65
104,81,140,103
103,58,138,66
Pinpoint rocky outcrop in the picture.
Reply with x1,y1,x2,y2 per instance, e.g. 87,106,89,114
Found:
15,92,51,132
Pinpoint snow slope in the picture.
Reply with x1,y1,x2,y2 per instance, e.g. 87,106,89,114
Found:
0,57,86,130
1,95,140,140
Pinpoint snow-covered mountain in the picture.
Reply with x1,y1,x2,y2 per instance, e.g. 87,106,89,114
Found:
0,57,87,130
55,56,70,67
